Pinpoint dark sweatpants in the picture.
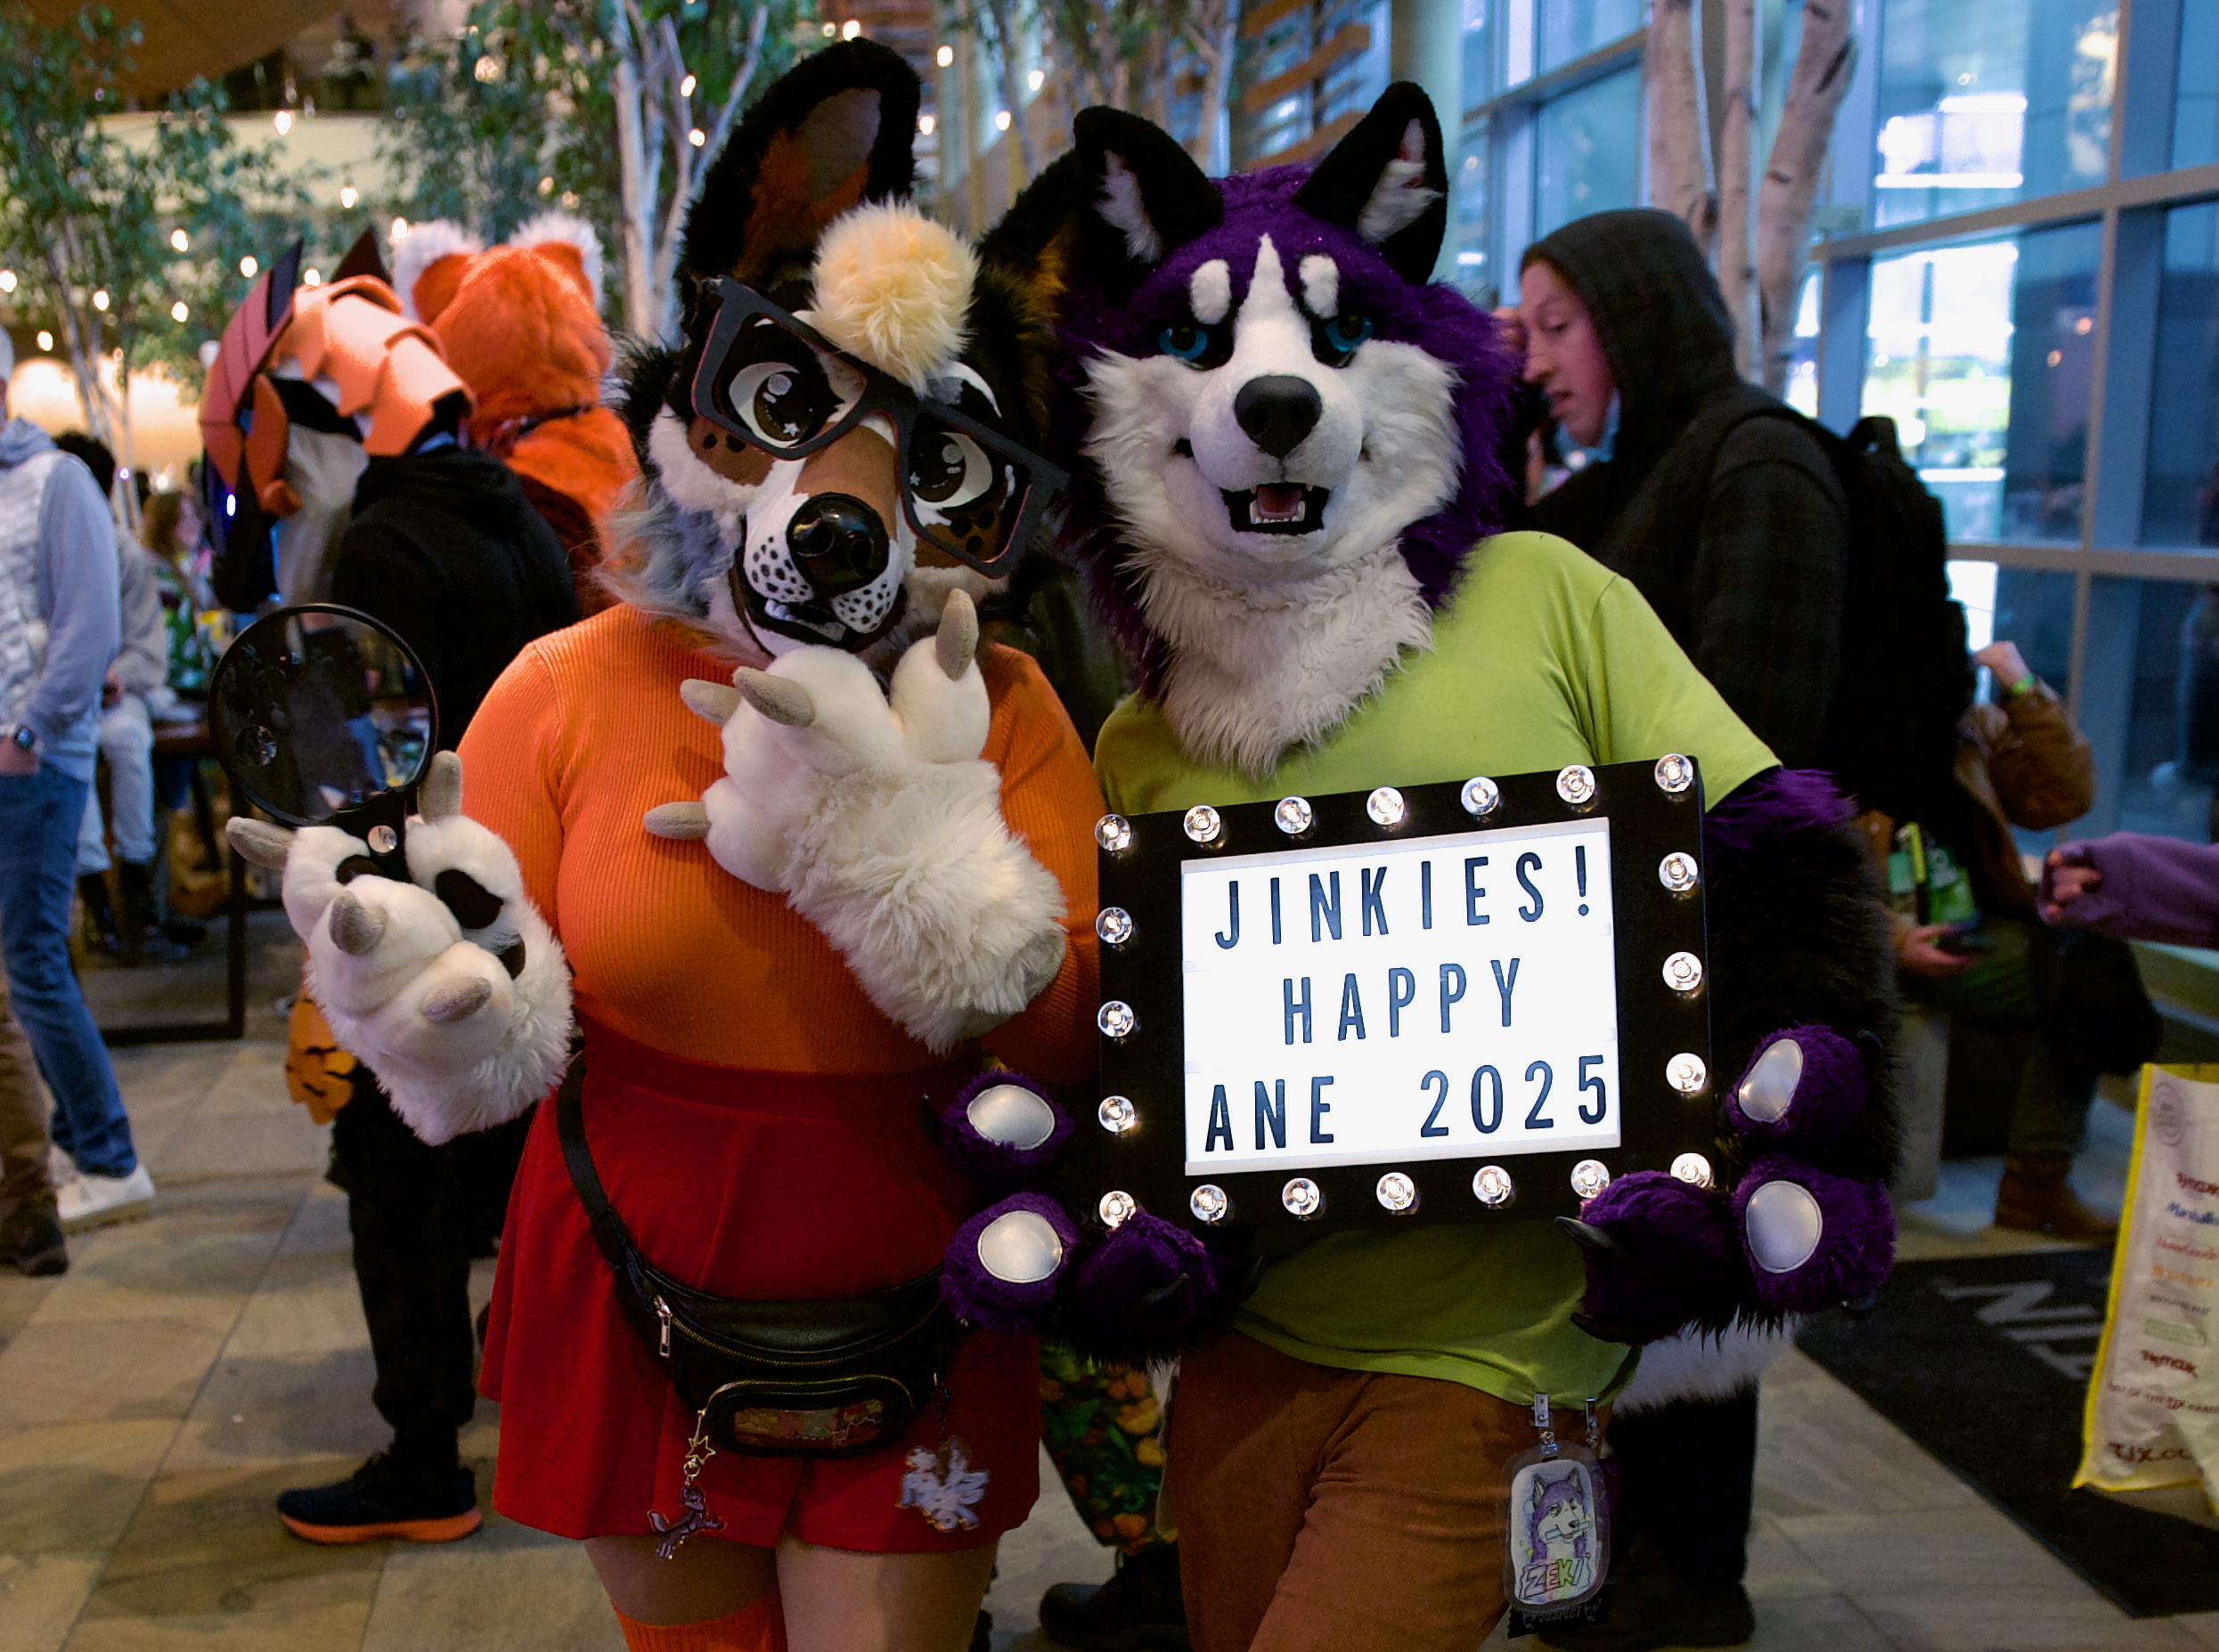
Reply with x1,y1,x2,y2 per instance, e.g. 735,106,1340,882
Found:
328,1075,533,1472
1606,1391,1760,1588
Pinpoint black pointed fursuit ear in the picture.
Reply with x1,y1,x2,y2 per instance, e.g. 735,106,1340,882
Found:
330,227,388,287
983,106,1222,309
1293,82,1450,284
677,38,922,291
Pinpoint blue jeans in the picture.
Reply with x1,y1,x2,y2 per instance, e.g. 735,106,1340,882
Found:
0,766,135,1176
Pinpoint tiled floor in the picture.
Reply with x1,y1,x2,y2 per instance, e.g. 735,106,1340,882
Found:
3,1043,2214,1651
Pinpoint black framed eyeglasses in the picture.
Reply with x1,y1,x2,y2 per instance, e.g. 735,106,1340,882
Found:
688,279,1068,578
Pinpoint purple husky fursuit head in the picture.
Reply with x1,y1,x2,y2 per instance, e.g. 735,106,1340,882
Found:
984,83,1902,1355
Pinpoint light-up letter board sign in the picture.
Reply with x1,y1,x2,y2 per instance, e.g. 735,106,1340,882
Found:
1090,759,1717,1231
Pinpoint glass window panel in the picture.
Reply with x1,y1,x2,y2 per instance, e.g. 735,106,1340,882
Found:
2175,0,2218,170
1463,0,1491,111
1455,120,1491,302
2090,575,2219,841
2142,203,2219,549
1532,66,1642,240
1538,0,1642,74
1871,0,2117,231
1784,266,1823,417
1860,223,2098,541
1989,566,2085,850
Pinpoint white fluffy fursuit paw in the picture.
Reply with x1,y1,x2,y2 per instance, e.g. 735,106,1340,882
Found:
225,753,573,1144
642,590,1065,1050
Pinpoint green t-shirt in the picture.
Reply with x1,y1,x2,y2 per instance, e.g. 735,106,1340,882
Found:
1092,531,1777,1405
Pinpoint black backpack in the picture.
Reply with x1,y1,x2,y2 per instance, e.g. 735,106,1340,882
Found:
1646,397,1970,825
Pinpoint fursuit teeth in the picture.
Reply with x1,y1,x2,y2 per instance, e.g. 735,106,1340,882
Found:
939,1071,1073,1195
809,200,978,390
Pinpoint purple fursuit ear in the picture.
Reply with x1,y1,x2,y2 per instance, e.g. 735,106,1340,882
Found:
1559,1171,1742,1346
1291,81,1450,284
941,1191,1081,1333
1734,1155,1894,1317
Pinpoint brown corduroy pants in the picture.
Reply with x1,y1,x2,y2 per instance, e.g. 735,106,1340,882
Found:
1165,1330,1532,1652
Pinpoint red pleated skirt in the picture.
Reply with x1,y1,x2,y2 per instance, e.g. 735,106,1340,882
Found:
481,1018,1040,1551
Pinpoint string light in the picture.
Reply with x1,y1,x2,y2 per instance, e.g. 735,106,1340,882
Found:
273,109,293,134
936,44,954,66
36,331,52,352
841,19,861,37
918,113,935,134
391,217,412,241
689,127,706,146
994,110,1011,130
1027,67,1044,91
92,289,109,311
169,229,189,252
339,181,359,209
538,175,554,195
680,73,697,96
473,55,500,82
303,268,322,287
170,300,189,322
239,255,257,278
0,270,15,293
820,21,836,35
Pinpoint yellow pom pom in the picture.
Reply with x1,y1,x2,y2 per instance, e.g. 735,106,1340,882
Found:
809,202,978,389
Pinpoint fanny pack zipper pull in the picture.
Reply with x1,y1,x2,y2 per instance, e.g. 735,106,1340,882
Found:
656,1296,673,1360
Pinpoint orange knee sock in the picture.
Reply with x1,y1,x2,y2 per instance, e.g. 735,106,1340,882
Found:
614,1594,787,1652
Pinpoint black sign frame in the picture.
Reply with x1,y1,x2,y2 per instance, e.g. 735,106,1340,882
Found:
1091,759,1717,1232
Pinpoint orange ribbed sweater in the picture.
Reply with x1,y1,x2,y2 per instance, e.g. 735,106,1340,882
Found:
458,604,1102,1083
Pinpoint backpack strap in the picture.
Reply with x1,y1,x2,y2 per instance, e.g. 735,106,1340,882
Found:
553,1055,638,1275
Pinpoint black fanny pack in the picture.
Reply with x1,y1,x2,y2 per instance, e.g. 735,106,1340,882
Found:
555,1059,959,1460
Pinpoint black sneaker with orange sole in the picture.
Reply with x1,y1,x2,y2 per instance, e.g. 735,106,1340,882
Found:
276,1453,482,1545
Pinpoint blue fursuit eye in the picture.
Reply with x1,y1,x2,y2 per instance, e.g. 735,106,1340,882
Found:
1324,313,1374,354
1158,321,1216,362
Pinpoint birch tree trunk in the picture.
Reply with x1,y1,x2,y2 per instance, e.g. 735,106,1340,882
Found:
1756,0,1856,394
1646,0,1715,255
984,0,1037,181
612,51,658,338
1187,5,1236,174
1715,0,1761,380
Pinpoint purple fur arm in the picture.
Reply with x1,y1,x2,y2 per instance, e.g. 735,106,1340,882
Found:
1734,1155,1894,1317
1064,1210,1245,1354
937,1072,1073,1195
1564,1171,1742,1346
1702,767,1856,884
941,1192,1081,1333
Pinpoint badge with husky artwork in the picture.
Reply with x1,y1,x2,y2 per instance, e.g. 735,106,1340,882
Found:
1500,1407,1610,1635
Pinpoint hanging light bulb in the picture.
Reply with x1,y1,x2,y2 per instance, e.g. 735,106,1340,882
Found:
936,44,954,66
170,300,189,322
0,270,16,293
339,181,359,210
918,113,936,134
303,268,322,287
1027,67,1045,91
994,110,1011,130
841,18,861,37
36,330,53,352
391,217,412,242
680,73,697,96
273,109,293,134
238,255,257,278
689,127,706,147
92,289,110,312
169,228,189,252
537,175,554,196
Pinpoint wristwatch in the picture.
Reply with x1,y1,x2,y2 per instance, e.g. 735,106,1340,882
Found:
5,723,37,755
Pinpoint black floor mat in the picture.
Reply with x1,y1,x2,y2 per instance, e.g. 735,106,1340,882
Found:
1797,1247,2219,1617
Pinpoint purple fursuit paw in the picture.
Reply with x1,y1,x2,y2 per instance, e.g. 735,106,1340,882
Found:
1723,1026,1868,1152
1733,1154,1894,1316
942,1192,1080,1332
1065,1210,1243,1353
937,1073,1072,1195
1558,1170,1741,1346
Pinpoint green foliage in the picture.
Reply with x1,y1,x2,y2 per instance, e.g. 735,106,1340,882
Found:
0,3,315,427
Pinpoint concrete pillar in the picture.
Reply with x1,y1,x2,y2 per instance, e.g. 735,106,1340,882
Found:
1391,0,1467,281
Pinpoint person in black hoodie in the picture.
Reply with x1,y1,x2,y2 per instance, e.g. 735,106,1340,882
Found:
1502,211,1852,1652
203,249,577,1544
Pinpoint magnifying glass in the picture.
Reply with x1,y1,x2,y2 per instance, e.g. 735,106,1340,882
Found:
207,603,438,883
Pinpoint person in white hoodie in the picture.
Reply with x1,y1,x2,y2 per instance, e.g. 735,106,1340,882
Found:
0,334,150,1244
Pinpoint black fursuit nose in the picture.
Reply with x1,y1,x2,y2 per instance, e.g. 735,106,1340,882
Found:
786,492,890,596
1234,375,1324,459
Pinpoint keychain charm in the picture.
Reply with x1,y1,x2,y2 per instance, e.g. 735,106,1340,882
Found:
1502,1394,1611,1637
649,1408,728,1559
